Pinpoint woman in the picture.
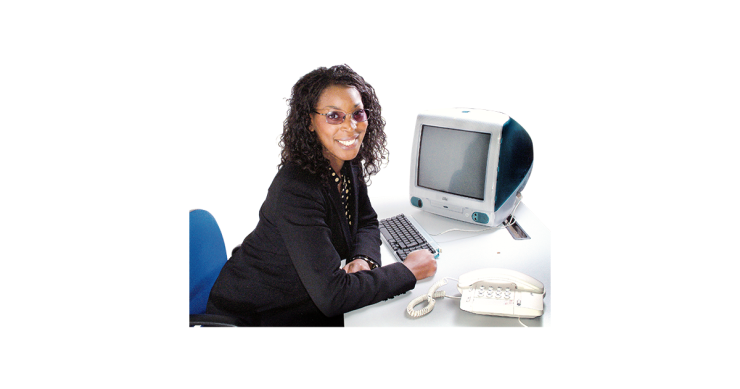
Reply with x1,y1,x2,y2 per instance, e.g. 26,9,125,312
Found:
206,64,437,326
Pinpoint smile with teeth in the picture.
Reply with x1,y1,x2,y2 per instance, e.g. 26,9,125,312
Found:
337,137,358,147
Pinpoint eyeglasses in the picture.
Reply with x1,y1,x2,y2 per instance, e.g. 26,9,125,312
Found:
313,109,370,125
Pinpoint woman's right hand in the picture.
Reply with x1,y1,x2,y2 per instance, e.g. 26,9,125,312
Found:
403,249,437,280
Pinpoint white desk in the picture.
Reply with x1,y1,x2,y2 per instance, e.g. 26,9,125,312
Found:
344,202,551,327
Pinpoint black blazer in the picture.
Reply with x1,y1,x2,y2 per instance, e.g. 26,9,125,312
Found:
206,162,417,326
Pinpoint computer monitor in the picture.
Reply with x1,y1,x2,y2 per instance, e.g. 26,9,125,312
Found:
409,108,533,227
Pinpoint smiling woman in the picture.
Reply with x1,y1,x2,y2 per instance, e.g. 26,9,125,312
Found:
205,64,437,326
278,65,388,184
310,85,367,173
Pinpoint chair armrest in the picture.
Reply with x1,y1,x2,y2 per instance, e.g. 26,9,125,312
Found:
189,313,241,327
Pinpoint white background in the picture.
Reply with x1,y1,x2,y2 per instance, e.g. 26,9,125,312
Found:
2,0,738,387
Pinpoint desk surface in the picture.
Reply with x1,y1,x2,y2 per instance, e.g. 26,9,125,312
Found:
344,202,551,327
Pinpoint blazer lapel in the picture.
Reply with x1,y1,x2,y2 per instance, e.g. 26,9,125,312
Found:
327,167,353,254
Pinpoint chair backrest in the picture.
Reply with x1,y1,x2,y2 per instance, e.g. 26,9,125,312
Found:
189,209,228,315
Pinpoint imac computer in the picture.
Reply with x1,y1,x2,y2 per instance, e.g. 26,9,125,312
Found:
409,108,534,231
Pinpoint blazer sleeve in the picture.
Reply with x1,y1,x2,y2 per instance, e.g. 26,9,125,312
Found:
269,171,416,318
350,169,383,266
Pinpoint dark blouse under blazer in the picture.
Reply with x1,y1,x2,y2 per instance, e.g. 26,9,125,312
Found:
206,161,417,326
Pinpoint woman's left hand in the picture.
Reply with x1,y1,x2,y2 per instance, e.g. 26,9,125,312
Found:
343,259,371,274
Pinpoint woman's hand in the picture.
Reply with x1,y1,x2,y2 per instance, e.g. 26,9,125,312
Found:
403,250,437,280
343,258,371,274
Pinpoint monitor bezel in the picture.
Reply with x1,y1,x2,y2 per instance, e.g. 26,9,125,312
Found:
409,108,509,224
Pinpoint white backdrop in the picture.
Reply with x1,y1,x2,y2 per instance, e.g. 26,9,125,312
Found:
3,1,738,387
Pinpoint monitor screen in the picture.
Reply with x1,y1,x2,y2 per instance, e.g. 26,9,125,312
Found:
417,125,491,200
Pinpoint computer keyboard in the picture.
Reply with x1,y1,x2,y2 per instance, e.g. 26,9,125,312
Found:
379,214,440,262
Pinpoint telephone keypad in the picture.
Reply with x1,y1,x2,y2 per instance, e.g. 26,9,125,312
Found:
475,283,515,301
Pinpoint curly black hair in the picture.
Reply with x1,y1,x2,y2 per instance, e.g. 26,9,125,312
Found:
278,64,388,184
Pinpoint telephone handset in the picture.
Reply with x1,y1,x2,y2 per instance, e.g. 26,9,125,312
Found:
407,268,546,320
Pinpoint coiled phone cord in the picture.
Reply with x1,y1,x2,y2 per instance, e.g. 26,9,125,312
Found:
406,278,460,318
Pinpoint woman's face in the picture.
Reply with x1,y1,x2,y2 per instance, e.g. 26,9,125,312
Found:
310,85,367,172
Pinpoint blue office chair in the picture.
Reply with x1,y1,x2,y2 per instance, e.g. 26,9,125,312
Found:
189,209,239,327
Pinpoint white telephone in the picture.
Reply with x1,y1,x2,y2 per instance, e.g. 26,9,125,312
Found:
407,268,546,321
